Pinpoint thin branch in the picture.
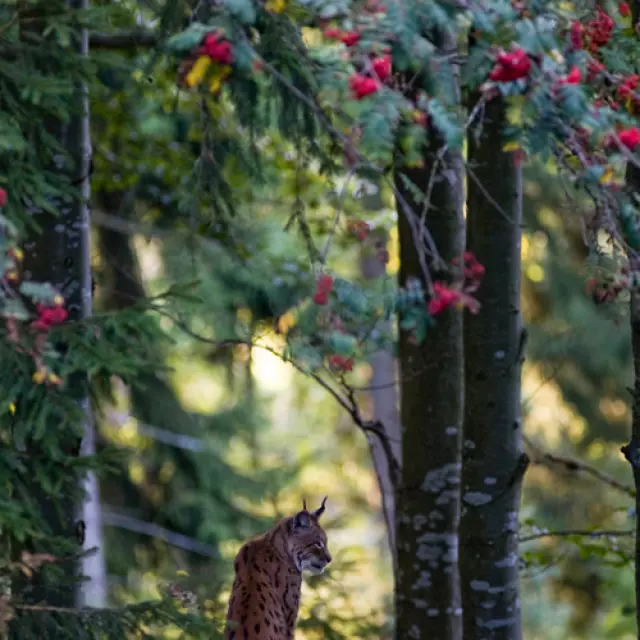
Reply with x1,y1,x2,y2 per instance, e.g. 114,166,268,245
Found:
117,419,209,452
101,509,217,557
466,163,514,224
319,164,360,264
141,301,402,491
520,529,634,543
524,434,635,497
89,31,159,50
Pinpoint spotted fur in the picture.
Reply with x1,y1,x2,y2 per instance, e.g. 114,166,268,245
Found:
224,498,331,640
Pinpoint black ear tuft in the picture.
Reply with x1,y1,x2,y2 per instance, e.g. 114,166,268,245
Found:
313,496,327,519
293,510,311,530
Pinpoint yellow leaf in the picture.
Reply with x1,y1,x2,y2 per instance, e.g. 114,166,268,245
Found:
32,369,46,385
9,402,15,415
600,167,614,185
277,311,297,334
186,56,212,88
47,373,62,386
176,569,189,577
502,141,520,152
627,97,635,114
209,65,232,94
266,0,286,12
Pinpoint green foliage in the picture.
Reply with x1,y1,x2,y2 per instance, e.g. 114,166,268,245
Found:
8,597,221,639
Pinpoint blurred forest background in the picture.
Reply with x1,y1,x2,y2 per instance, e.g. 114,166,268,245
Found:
89,61,636,640
2,1,639,639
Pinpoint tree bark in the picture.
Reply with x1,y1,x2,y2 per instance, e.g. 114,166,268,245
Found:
620,5,640,637
394,30,465,639
359,185,402,578
624,270,640,637
13,0,96,613
460,97,526,639
72,0,106,609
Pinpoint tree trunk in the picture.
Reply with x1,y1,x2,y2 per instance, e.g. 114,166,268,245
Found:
460,96,526,639
13,0,96,613
360,185,402,578
620,5,640,636
625,270,640,637
72,0,106,609
394,30,465,639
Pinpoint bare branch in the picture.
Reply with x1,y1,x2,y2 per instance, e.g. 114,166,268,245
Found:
520,529,634,543
101,509,217,557
89,31,159,50
524,434,635,498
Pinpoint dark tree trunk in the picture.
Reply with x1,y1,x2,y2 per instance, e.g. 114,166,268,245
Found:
625,277,640,637
621,6,640,637
394,29,465,638
460,97,526,639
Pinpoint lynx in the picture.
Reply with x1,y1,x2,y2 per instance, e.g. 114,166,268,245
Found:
225,498,331,639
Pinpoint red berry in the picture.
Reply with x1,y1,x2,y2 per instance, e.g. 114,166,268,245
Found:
372,55,392,82
349,74,379,99
561,65,581,85
619,127,640,149
328,354,354,372
313,274,334,304
323,28,341,39
340,31,361,47
570,21,583,49
489,48,531,83
203,33,233,65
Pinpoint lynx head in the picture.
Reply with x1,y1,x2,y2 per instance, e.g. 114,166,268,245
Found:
287,497,332,575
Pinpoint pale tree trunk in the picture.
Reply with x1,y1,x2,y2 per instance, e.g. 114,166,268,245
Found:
72,0,106,608
394,29,465,639
359,184,401,575
460,97,526,639
14,0,102,614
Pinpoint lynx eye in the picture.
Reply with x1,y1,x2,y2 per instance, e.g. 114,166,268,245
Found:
313,542,324,550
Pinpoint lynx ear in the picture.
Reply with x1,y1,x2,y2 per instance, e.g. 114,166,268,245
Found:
293,510,311,530
313,496,327,519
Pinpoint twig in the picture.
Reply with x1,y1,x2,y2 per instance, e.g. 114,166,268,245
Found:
319,164,360,264
89,31,159,50
142,302,402,493
466,163,514,224
524,434,635,497
101,509,217,557
520,529,634,543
